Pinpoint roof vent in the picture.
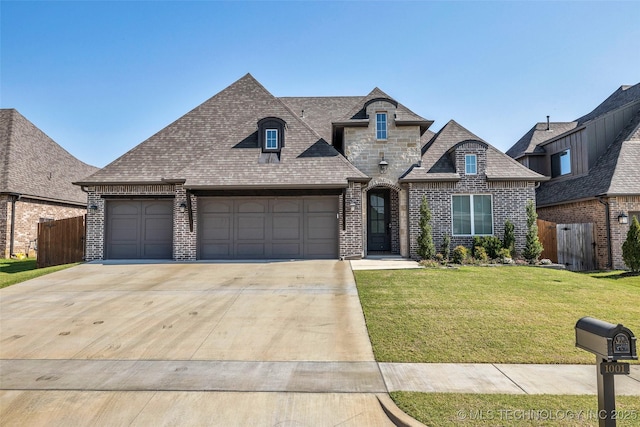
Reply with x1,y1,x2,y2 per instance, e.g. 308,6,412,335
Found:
301,109,305,118
546,115,551,131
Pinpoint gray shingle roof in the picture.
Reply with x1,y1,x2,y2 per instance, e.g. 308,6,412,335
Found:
505,122,578,159
77,74,367,188
402,120,546,182
576,83,640,125
0,109,98,205
536,109,640,206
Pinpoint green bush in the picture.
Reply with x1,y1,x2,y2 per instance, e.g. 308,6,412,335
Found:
503,220,515,255
498,248,511,261
472,236,503,259
474,246,488,262
417,197,435,260
523,200,543,263
452,246,468,264
622,216,640,272
441,235,451,261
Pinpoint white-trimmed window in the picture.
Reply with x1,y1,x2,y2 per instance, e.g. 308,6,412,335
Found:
376,113,387,140
266,129,278,150
452,195,493,235
465,154,477,175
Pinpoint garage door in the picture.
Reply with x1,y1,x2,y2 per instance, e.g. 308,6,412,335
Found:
198,197,338,259
105,200,173,259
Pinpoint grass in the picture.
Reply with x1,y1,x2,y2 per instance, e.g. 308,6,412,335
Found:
0,258,79,289
391,392,640,426
355,266,640,364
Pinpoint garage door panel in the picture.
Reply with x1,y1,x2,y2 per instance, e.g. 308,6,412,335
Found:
198,196,337,259
106,200,173,259
201,200,232,213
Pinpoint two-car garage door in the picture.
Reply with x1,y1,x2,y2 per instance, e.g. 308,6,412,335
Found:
198,197,338,259
105,196,339,260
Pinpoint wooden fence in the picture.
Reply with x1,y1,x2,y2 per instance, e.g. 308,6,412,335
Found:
537,219,558,263
557,223,596,271
37,215,85,268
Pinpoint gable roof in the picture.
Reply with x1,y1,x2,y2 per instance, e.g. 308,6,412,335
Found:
0,109,98,205
77,74,367,189
536,108,640,206
505,121,578,159
402,120,546,182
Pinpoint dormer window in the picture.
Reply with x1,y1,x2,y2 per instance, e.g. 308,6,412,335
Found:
376,113,387,140
266,129,278,150
551,149,571,178
465,154,477,175
258,117,286,153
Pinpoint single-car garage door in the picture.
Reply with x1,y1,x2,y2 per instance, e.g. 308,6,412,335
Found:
105,200,173,259
198,197,338,259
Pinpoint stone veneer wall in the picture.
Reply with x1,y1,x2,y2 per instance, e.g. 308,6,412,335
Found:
408,142,536,259
1,196,86,258
340,181,364,259
538,196,640,270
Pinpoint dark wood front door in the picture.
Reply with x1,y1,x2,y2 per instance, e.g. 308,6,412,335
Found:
367,190,391,252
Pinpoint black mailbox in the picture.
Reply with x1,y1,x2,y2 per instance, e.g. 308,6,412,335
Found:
575,317,637,361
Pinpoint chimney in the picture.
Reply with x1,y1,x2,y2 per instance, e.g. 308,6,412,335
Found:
546,115,550,131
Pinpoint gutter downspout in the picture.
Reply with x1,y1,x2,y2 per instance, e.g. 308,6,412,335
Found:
598,197,612,269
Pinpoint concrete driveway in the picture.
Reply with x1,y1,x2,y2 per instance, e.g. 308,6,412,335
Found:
0,261,399,426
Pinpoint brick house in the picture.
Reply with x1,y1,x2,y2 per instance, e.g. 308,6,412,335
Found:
76,74,545,261
1,109,98,258
507,83,640,269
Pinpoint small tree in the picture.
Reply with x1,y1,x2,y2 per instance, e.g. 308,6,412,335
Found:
503,220,515,255
441,234,451,261
522,200,543,263
622,215,640,272
417,196,435,259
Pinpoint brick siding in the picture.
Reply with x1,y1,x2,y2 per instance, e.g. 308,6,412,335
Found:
340,181,364,259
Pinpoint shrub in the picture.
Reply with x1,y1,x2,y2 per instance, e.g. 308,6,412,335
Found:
522,200,543,263
417,197,435,260
435,253,445,264
503,220,515,255
452,245,468,264
441,235,451,261
473,236,503,259
622,216,640,272
498,248,511,260
474,246,488,262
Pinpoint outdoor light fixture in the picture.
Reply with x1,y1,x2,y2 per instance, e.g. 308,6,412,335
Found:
378,156,389,174
349,202,356,212
618,212,628,224
179,202,187,214
89,204,98,211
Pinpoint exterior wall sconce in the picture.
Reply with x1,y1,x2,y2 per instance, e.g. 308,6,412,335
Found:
378,156,389,174
89,204,98,211
618,213,628,224
179,202,187,214
349,202,356,212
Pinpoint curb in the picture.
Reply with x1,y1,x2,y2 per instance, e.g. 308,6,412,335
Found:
376,393,427,427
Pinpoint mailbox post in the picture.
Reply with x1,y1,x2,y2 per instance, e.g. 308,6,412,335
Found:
575,317,637,427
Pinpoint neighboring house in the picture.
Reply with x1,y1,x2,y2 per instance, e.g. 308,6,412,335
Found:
0,109,99,258
507,83,640,269
76,74,545,261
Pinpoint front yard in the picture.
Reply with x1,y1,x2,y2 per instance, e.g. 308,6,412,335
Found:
0,259,78,289
355,266,640,426
355,266,640,364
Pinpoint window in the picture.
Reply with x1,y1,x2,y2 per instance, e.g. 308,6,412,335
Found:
452,195,493,235
551,149,571,178
376,113,387,140
465,154,477,175
266,129,278,150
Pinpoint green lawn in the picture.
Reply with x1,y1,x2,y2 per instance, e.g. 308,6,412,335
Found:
355,267,640,364
0,258,79,289
391,392,640,427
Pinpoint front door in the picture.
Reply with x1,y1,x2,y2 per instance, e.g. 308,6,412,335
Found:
367,189,391,252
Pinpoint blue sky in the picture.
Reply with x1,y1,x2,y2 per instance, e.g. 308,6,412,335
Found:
2,1,639,168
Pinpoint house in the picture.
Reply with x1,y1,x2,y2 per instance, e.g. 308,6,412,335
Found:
507,83,640,269
0,109,99,258
76,74,545,261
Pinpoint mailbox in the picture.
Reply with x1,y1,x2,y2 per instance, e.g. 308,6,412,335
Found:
575,317,637,361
